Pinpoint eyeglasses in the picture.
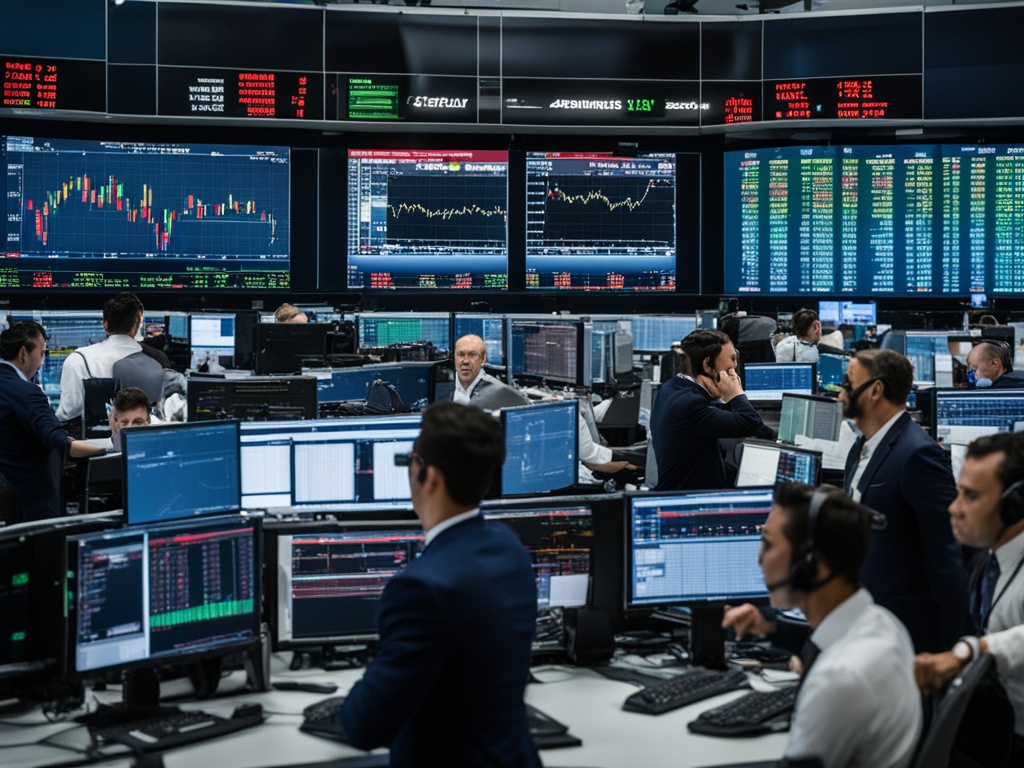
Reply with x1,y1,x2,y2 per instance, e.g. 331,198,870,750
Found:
394,451,423,468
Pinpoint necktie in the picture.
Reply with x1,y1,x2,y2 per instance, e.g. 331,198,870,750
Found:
975,553,1001,632
798,640,821,682
846,437,869,497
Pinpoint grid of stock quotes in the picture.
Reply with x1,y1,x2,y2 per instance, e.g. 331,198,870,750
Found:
346,149,508,290
2,136,290,291
525,153,676,290
724,144,1024,296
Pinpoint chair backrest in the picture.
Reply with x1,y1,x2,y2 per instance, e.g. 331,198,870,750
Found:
81,377,118,439
112,351,165,405
912,653,995,768
719,315,778,364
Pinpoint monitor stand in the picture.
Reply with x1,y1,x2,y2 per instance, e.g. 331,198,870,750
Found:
651,604,727,670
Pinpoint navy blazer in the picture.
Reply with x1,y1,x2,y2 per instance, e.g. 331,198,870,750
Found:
340,515,540,768
0,364,69,522
652,376,772,491
845,411,970,652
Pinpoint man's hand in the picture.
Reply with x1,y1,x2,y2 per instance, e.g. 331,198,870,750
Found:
913,652,964,694
584,459,639,474
716,368,745,403
722,603,776,639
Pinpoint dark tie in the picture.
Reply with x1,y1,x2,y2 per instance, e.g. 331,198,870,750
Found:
798,640,821,682
844,436,867,494
974,553,1001,632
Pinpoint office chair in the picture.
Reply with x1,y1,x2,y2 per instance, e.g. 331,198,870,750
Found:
912,653,997,768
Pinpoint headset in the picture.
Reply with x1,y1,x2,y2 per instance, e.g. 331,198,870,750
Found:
788,489,829,592
1000,478,1024,528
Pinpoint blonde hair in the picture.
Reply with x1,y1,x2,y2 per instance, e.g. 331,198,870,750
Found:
274,303,305,323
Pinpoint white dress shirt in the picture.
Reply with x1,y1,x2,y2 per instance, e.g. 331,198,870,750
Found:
981,529,1024,735
55,335,142,421
424,508,479,547
850,409,903,503
774,335,821,363
453,370,486,404
785,588,922,768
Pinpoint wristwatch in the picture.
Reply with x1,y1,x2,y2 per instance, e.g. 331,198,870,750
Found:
953,636,980,664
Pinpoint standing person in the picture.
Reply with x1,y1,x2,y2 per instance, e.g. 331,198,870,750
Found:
774,308,822,363
841,348,970,651
0,321,104,522
650,329,774,491
338,402,540,768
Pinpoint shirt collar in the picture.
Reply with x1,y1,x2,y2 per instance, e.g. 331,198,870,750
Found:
425,508,480,547
455,370,486,397
0,359,29,383
811,587,873,652
864,409,904,456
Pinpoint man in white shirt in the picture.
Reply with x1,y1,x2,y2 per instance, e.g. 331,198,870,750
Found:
774,308,822,363
452,334,527,409
759,482,922,768
56,292,146,422
915,431,1024,765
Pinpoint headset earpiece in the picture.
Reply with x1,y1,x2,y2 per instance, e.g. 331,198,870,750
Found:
789,490,829,591
1000,479,1024,528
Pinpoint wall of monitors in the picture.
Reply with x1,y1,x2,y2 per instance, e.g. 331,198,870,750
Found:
723,143,1024,297
1,136,290,291
5,2,1024,129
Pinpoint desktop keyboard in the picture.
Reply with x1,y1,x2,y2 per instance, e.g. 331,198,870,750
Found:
687,685,799,736
622,667,749,715
89,705,263,752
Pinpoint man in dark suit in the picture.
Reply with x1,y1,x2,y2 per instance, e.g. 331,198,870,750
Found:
0,321,104,522
841,348,970,651
339,401,540,768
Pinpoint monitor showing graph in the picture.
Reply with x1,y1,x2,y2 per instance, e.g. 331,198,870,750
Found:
1,136,290,291
525,152,676,290
346,149,508,290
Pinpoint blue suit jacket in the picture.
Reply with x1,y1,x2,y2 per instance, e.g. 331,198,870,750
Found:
651,376,773,491
845,411,970,652
340,515,540,768
0,364,69,521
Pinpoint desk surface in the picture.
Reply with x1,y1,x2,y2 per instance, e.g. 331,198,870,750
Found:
1,660,787,768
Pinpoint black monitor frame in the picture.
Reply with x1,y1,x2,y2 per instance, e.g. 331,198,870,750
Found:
735,438,823,487
508,315,592,388
187,375,318,423
497,399,579,498
253,322,332,375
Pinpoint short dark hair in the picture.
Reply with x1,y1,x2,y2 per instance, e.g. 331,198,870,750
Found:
966,432,1024,491
112,386,153,414
972,341,1014,374
680,329,732,379
416,401,504,507
852,348,913,405
774,482,873,585
103,292,144,335
792,309,818,338
0,320,46,361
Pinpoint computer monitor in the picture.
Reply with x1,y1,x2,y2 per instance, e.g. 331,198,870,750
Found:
742,362,816,402
189,312,237,370
840,301,876,326
587,317,634,384
239,415,422,511
452,313,507,368
355,313,452,355
253,322,332,375
499,400,578,497
778,393,843,444
508,316,590,387
8,310,106,402
817,353,850,390
121,420,241,526
626,488,772,610
315,363,435,411
632,315,697,354
818,301,841,327
904,331,951,386
735,439,823,487
67,515,261,678
932,389,1024,445
270,518,424,648
187,375,318,422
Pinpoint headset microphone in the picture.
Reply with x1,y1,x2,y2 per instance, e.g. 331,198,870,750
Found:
764,576,792,592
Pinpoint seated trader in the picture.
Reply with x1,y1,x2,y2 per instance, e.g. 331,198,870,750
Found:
451,333,528,409
274,302,308,323
650,329,775,491
759,483,921,768
774,308,822,363
842,348,970,651
968,340,1024,389
915,432,1024,765
107,386,153,453
56,291,148,422
0,321,104,522
339,402,540,767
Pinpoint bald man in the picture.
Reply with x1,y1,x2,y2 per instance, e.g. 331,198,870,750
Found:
452,334,528,409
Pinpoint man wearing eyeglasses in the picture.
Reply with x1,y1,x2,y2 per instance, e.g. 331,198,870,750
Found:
338,402,540,768
840,348,969,652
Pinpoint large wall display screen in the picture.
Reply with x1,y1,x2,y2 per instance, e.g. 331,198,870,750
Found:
724,143,1024,296
525,152,676,291
347,149,509,290
1,136,290,291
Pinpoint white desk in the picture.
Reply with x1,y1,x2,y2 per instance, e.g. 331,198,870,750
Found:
1,662,786,768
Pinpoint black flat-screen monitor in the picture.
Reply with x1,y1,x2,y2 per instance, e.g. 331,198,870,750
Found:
452,313,506,368
904,331,951,386
742,362,816,402
270,518,424,648
67,515,261,675
346,149,509,290
932,389,1024,445
632,315,698,355
1,135,290,292
524,152,676,291
508,316,590,387
817,353,850,391
355,312,451,354
253,322,331,374
187,375,318,422
499,400,578,497
626,488,772,610
735,439,823,487
121,420,241,526
189,312,237,371
239,415,422,511
315,363,435,411
778,393,843,444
